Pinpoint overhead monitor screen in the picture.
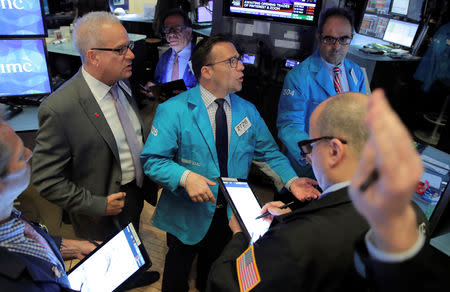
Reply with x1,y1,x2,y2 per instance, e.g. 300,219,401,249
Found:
391,0,409,15
383,18,419,47
359,13,389,39
406,0,424,21
0,39,52,98
224,0,322,26
365,0,392,15
0,0,46,37
197,0,213,23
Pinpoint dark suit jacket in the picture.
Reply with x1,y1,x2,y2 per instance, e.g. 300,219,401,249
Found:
32,69,157,240
0,221,73,292
207,187,441,291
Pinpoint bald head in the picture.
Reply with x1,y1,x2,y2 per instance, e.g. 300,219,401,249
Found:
311,92,369,157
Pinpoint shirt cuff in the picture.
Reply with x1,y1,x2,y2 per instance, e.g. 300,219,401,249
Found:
285,176,299,191
365,228,425,263
179,170,191,188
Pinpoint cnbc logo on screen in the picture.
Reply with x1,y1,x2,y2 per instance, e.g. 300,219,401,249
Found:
0,0,25,9
0,63,32,74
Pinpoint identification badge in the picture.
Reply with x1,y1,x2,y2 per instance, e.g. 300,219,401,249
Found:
235,117,252,137
350,68,358,86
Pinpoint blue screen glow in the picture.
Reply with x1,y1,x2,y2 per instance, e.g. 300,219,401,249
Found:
0,39,51,97
0,0,45,36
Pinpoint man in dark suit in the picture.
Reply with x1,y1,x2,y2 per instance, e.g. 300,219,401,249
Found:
141,9,197,100
208,90,447,291
0,120,98,291
31,11,159,286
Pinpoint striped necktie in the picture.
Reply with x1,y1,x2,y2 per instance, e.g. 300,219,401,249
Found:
333,66,344,94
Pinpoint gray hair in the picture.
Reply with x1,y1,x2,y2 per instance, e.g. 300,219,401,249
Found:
316,93,369,156
73,11,121,63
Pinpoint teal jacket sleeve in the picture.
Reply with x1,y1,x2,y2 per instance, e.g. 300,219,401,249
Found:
140,102,189,192
277,69,309,167
252,105,298,184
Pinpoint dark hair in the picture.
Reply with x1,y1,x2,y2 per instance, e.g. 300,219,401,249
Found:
191,34,233,80
317,7,354,34
161,8,192,30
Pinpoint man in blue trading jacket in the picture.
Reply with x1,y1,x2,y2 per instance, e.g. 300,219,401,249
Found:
277,7,366,177
0,120,97,291
208,90,448,291
141,9,197,98
140,34,321,292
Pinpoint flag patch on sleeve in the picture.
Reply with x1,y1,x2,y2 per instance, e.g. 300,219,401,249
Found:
236,245,260,292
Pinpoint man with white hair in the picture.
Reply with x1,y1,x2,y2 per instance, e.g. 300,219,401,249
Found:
31,11,159,285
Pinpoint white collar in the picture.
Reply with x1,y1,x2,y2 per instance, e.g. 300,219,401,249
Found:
320,181,351,199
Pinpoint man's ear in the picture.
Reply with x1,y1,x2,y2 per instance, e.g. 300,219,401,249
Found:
186,27,193,40
328,138,345,168
201,65,212,80
86,50,99,67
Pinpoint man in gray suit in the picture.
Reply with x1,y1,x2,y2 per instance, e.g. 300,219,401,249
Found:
31,12,158,244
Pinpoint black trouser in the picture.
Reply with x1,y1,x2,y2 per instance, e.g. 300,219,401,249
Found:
162,207,232,292
115,180,144,233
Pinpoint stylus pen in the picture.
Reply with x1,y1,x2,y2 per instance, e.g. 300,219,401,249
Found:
138,83,150,92
89,239,100,247
255,201,294,220
359,169,379,192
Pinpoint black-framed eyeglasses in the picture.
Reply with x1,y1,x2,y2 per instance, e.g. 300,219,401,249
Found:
205,55,243,68
163,25,186,35
298,136,348,158
91,41,134,56
320,35,353,46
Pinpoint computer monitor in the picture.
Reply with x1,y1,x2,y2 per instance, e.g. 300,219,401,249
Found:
359,13,389,39
0,0,47,37
365,0,392,15
406,0,424,22
412,146,450,236
383,18,419,47
196,0,213,23
223,0,323,26
0,39,52,103
391,0,409,15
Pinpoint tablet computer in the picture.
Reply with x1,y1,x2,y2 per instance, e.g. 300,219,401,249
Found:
67,223,151,292
217,177,271,244
150,79,187,101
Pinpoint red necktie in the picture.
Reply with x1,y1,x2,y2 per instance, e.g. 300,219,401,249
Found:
333,67,343,94
171,53,179,81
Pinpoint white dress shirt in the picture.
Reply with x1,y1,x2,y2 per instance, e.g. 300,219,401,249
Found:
82,67,143,185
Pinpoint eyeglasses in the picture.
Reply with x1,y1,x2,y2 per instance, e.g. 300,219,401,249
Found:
320,35,353,46
298,136,348,158
91,41,134,56
205,55,243,68
163,25,186,35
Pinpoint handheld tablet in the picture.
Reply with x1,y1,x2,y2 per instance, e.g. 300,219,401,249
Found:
67,223,151,292
150,79,187,101
218,178,271,244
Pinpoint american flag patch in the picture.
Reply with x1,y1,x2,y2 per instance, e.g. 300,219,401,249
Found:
236,245,260,292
